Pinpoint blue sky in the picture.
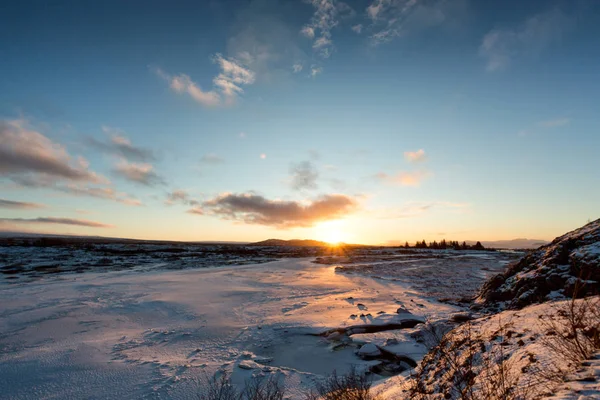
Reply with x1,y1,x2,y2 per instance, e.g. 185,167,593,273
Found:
1,0,598,244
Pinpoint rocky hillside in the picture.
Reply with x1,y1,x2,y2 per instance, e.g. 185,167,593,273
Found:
478,219,600,310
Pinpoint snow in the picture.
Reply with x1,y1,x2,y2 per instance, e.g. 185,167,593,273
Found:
373,297,600,400
0,242,596,399
0,255,464,399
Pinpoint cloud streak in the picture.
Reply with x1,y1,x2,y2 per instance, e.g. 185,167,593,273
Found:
201,192,358,228
365,0,463,45
0,119,106,184
369,201,469,219
165,189,199,206
113,160,164,186
0,199,45,209
377,170,431,186
538,118,570,128
154,53,255,107
200,153,224,165
480,7,572,71
0,217,113,228
87,126,155,162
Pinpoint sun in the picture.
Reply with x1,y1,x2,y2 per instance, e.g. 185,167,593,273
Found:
323,229,344,245
315,221,350,245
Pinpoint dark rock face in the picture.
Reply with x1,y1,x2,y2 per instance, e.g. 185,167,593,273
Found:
478,219,600,310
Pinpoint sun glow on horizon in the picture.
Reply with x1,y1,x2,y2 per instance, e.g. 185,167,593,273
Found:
314,220,353,245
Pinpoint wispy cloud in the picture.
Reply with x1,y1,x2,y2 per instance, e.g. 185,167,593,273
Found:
165,189,200,206
290,161,319,191
0,199,45,209
113,160,164,186
57,184,142,206
154,54,255,107
369,201,469,219
352,24,363,34
200,153,225,165
0,217,113,228
87,126,155,162
0,119,107,185
365,0,463,45
404,149,427,163
226,2,307,85
186,207,204,215
310,65,323,78
377,170,431,186
480,7,572,72
538,117,570,128
301,0,354,59
292,63,304,73
201,192,358,228
10,173,142,206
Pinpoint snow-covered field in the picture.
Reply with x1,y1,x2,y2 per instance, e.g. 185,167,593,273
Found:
0,248,520,399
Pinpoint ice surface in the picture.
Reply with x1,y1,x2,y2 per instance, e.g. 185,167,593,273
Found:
0,249,519,398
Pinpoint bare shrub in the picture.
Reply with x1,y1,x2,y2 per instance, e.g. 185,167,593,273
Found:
200,371,238,400
305,366,380,400
242,375,285,400
538,292,600,377
199,371,286,400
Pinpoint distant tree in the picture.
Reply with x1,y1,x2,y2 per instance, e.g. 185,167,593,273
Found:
440,239,447,249
405,241,410,248
473,241,485,251
430,241,439,249
416,240,428,249
461,241,468,250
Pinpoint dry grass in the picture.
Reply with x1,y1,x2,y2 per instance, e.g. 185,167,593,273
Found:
305,366,381,400
199,372,285,400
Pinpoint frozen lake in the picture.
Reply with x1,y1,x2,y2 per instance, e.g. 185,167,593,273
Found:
0,246,520,399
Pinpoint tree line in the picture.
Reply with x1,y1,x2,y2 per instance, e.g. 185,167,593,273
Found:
405,239,486,250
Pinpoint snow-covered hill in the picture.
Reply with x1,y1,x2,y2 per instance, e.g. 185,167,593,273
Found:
478,219,600,310
375,297,600,399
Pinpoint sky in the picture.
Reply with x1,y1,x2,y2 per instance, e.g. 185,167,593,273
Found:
1,0,599,245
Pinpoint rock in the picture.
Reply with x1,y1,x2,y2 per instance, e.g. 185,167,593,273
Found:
396,307,411,315
238,360,258,370
326,331,345,341
450,313,475,323
253,356,273,364
357,343,381,358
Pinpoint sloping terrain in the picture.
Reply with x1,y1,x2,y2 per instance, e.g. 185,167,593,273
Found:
478,219,600,310
375,297,600,399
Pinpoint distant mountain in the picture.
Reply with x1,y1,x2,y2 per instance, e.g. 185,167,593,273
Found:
248,239,332,247
478,239,549,249
0,231,248,245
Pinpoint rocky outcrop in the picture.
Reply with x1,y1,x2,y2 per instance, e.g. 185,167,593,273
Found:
478,219,600,310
